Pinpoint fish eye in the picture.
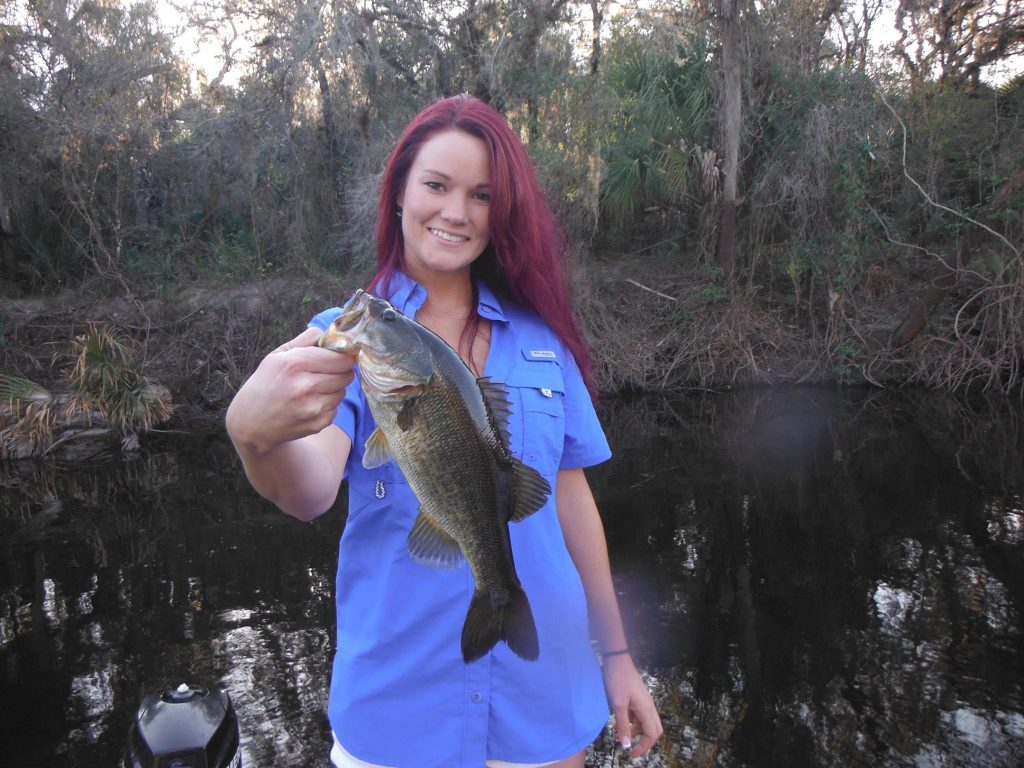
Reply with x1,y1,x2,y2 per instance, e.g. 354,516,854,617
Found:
382,308,398,321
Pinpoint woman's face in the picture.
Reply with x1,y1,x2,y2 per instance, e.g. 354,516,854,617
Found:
397,129,492,283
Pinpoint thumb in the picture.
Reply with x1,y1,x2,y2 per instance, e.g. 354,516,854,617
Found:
613,702,632,752
274,327,323,353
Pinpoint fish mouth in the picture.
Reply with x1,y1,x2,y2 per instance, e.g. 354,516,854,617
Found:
339,291,375,327
318,289,432,397
317,327,357,353
318,291,375,352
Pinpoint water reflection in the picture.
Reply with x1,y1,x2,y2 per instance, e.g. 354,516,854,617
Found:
1,439,341,766
590,389,1024,767
1,391,1023,767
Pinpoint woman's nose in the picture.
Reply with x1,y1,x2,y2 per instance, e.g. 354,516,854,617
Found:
441,196,468,224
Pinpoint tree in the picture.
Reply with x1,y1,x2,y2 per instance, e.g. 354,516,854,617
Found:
0,0,184,290
894,0,1024,89
716,0,742,282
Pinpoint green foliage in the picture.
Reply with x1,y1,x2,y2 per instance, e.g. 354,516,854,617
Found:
697,283,728,304
600,34,711,227
67,324,140,395
0,0,1021,395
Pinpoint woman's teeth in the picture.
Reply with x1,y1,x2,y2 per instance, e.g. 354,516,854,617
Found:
430,228,467,243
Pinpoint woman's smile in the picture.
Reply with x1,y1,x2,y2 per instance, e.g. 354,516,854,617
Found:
429,227,469,243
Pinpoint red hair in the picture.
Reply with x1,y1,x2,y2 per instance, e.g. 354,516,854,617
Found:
370,94,596,398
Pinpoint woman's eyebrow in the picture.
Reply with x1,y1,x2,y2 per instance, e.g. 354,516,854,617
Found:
421,169,490,188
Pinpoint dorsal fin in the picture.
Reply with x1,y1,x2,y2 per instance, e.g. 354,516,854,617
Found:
507,459,551,522
477,377,513,448
407,509,464,568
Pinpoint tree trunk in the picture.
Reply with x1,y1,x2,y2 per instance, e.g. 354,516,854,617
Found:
716,0,742,282
589,0,606,75
312,48,343,205
0,186,14,273
890,238,969,347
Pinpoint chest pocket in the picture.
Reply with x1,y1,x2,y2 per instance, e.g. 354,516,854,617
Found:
504,351,566,476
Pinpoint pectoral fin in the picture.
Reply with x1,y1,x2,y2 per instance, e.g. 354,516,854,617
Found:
508,459,551,522
407,509,464,569
362,427,393,469
396,397,416,431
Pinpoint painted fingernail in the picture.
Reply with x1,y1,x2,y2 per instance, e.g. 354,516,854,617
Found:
620,737,632,750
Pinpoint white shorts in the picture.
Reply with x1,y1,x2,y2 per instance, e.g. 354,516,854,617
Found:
330,732,558,768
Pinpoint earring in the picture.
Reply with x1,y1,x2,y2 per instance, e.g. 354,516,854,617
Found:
396,208,403,218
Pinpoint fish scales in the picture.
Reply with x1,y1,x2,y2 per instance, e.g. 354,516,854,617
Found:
318,290,551,662
374,365,514,584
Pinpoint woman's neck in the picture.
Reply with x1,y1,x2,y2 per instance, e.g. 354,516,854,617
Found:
408,271,488,375
411,269,475,321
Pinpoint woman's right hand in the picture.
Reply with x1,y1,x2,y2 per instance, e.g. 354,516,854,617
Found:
226,327,356,455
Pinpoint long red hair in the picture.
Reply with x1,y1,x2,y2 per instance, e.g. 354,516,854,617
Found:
369,94,596,397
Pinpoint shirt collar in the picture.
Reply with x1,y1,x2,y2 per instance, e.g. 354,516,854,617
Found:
383,271,508,323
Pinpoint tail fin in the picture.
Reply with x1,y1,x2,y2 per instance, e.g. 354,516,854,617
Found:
461,586,539,663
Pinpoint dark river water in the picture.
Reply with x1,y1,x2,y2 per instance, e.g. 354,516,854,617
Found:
2,389,1023,767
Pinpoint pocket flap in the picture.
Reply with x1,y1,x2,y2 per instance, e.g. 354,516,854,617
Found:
504,357,565,395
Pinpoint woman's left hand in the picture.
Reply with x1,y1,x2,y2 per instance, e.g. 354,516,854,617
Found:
602,653,663,758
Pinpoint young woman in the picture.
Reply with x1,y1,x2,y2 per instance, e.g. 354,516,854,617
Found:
226,95,662,768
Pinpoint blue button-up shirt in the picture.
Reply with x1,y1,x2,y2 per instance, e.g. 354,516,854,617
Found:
309,273,612,767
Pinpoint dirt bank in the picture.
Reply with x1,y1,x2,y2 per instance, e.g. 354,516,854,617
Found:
0,260,982,436
1,277,352,432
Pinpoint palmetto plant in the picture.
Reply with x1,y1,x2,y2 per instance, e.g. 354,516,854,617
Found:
67,322,139,393
601,35,711,224
0,324,172,459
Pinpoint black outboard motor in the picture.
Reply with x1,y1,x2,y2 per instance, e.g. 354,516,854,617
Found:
125,683,241,768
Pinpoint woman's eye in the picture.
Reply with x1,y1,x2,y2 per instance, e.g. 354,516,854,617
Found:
425,181,444,191
474,192,491,202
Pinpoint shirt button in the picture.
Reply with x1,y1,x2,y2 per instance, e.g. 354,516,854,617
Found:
471,692,483,703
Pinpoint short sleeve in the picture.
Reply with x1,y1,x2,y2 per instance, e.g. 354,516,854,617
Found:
559,352,611,470
308,307,360,449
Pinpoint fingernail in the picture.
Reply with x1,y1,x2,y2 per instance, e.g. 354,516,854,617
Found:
620,737,632,750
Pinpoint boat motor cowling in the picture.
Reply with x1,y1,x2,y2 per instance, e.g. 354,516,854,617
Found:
125,683,241,768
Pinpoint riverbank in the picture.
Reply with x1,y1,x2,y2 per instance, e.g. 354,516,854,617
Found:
1,256,1017,438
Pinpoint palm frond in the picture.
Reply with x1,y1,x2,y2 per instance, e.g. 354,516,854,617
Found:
601,33,712,220
662,144,693,199
0,374,52,404
0,398,58,459
66,323,139,395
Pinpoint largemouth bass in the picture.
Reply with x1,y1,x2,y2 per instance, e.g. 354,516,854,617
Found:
317,290,551,663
